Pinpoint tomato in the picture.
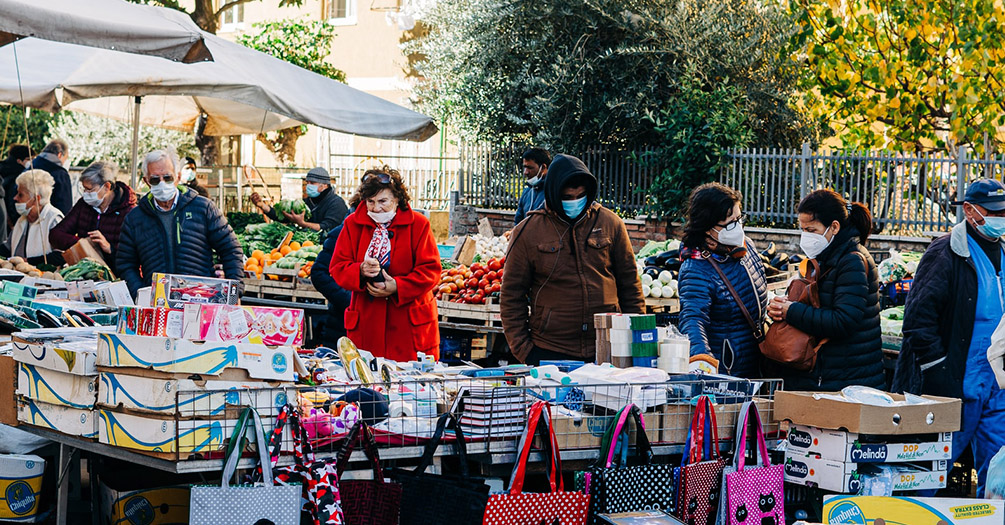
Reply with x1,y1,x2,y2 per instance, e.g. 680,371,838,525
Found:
499,257,505,266
490,283,501,293
473,269,485,279
471,292,485,304
438,284,451,294
448,268,459,276
465,277,478,288
470,263,483,272
464,270,473,279
446,283,456,293
486,271,498,282
488,259,502,271
478,278,490,290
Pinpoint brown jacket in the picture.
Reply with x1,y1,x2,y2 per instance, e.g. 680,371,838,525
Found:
500,202,644,361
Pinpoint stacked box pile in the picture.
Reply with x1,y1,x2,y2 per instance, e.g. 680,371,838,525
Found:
594,313,658,367
775,391,962,494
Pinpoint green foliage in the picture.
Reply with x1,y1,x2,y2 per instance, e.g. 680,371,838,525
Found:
641,68,754,220
48,112,197,170
411,0,815,151
788,0,1005,152
237,19,345,82
0,107,60,155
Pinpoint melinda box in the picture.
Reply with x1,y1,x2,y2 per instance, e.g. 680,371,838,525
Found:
96,332,295,381
182,304,305,346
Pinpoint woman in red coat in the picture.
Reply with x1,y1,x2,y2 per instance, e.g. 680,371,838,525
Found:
330,167,441,361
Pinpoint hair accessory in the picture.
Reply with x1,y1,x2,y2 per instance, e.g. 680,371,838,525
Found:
846,203,853,212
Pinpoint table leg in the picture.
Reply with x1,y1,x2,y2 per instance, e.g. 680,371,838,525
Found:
55,443,72,525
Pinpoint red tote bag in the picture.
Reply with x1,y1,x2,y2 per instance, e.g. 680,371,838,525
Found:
677,396,726,525
483,401,590,525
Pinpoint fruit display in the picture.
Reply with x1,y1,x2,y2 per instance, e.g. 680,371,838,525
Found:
243,240,317,280
58,258,111,281
435,257,504,304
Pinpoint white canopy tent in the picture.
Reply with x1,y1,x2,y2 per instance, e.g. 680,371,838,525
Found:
0,0,213,63
0,33,438,185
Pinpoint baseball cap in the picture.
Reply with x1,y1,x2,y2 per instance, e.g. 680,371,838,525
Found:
954,179,1005,211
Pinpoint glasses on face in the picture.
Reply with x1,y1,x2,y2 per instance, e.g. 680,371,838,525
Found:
362,172,391,184
717,213,747,229
148,174,175,186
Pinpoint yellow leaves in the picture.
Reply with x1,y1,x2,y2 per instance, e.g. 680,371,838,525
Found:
888,97,901,109
904,27,917,41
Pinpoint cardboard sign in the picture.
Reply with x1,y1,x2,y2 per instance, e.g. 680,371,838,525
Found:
61,238,108,268
98,369,289,417
17,398,97,438
96,332,295,381
823,496,1005,525
478,217,495,238
774,391,961,435
452,236,477,266
16,363,97,409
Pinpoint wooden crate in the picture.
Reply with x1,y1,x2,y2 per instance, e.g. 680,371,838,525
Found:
645,297,680,313
436,297,502,327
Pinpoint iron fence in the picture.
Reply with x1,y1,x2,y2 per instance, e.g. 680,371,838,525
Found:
459,144,656,216
721,145,1005,235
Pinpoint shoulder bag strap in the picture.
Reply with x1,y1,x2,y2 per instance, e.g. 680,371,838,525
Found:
709,259,764,341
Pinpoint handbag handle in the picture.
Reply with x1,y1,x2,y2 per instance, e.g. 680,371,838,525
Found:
414,412,471,478
709,259,763,341
222,407,274,488
734,401,770,472
602,404,654,468
337,420,385,482
508,401,562,495
687,396,719,465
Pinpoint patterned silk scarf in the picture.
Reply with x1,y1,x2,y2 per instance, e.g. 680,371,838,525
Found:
366,223,392,266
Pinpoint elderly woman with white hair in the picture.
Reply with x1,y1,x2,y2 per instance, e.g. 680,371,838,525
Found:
116,149,243,297
4,169,64,264
50,160,137,271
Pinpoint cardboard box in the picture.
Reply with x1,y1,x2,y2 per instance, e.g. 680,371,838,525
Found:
96,332,296,381
775,391,962,435
452,236,477,266
100,482,190,525
17,397,98,438
92,281,132,306
62,238,108,267
12,335,98,376
97,409,278,454
99,368,290,417
0,355,15,426
545,412,659,450
0,281,37,308
16,363,97,409
822,496,1005,525
714,399,775,442
0,454,44,521
150,273,239,309
182,304,305,346
786,423,953,463
117,306,183,338
784,452,947,493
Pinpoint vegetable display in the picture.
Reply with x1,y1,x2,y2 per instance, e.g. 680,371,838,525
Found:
226,212,266,235
238,222,320,257
0,256,60,280
272,199,311,219
60,258,113,281
880,306,905,336
471,234,508,261
757,242,800,277
244,241,319,279
636,240,682,299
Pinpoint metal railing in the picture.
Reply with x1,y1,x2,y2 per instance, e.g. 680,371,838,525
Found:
721,144,1005,234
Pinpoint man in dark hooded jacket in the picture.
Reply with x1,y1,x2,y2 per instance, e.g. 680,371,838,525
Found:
500,154,644,365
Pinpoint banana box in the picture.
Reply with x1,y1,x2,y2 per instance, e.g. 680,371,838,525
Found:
16,363,97,409
0,454,44,522
17,397,98,438
99,368,289,417
96,332,295,381
823,496,1005,525
12,333,98,376
784,451,947,493
100,481,190,525
786,424,953,463
97,409,283,454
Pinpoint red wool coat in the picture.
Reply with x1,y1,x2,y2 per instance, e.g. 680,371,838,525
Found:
330,206,441,361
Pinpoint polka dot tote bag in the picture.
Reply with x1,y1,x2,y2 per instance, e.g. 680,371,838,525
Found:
676,396,726,525
483,402,590,525
717,401,783,525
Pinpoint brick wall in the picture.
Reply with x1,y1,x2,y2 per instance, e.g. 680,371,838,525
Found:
745,227,938,261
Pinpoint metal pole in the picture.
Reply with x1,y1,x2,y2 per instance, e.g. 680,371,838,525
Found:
956,145,969,224
799,142,812,200
129,96,141,188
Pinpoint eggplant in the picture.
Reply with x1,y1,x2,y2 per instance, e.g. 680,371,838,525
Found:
761,241,777,258
643,266,662,279
789,254,804,264
764,265,781,277
644,256,661,267
655,249,680,267
770,253,790,269
759,253,773,266
663,258,683,272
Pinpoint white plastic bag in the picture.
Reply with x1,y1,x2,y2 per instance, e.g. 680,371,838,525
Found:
987,445,1005,499
989,316,1005,389
0,424,52,455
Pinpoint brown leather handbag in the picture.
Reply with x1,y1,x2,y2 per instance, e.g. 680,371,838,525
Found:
757,258,828,371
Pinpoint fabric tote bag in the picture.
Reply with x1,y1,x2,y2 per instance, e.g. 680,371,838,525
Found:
483,401,590,525
190,407,300,525
675,396,726,525
336,421,403,525
579,404,677,524
716,401,784,525
392,412,490,525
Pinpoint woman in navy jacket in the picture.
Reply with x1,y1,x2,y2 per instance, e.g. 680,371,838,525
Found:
678,183,767,378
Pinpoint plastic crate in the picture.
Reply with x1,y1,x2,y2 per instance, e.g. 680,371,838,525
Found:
880,279,912,308
439,331,472,363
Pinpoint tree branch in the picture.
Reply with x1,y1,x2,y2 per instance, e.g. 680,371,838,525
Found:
215,0,255,18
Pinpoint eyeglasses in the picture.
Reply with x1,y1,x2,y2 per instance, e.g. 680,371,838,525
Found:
148,174,175,186
717,213,747,229
361,172,391,184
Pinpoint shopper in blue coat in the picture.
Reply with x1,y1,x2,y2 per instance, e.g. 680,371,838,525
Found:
678,183,767,378
311,223,352,346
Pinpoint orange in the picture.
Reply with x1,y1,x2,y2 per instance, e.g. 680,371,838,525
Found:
298,270,308,278
280,246,292,256
270,252,283,262
252,250,265,260
256,253,267,265
289,241,301,251
302,240,314,247
245,261,259,271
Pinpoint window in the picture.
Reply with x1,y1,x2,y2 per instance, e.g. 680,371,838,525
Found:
219,1,245,32
325,0,357,26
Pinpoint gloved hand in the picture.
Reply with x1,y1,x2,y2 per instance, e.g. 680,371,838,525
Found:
988,317,1005,388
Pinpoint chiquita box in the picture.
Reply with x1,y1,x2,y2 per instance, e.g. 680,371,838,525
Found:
16,363,97,409
181,304,305,346
12,333,98,376
100,482,190,525
96,332,295,381
0,454,44,522
17,398,97,439
98,409,282,454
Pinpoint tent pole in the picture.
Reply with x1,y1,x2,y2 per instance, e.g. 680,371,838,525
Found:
130,96,141,188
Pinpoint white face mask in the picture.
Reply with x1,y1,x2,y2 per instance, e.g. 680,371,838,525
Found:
82,186,105,208
181,168,196,183
150,181,178,203
14,202,29,216
800,227,833,259
368,210,396,224
716,222,745,247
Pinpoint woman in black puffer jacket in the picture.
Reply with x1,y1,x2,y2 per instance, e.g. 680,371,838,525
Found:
768,189,885,390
